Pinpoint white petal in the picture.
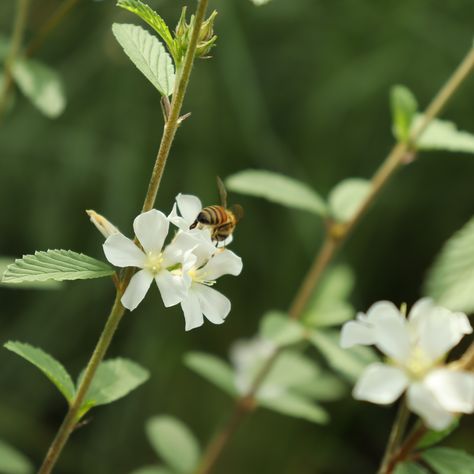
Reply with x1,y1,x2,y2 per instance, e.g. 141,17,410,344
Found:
181,290,204,331
199,249,243,280
121,269,154,311
103,233,146,268
196,284,230,325
133,209,169,254
408,298,434,325
424,368,474,414
407,382,454,430
216,234,233,248
365,301,403,324
353,363,408,404
155,270,187,307
162,231,200,266
340,320,376,348
177,194,202,224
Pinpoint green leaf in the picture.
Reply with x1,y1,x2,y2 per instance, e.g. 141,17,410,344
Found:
80,358,149,412
424,216,474,312
4,341,75,403
112,23,175,96
417,418,459,449
328,178,371,223
131,467,175,474
292,373,346,401
146,416,200,473
422,447,474,474
184,352,237,397
260,392,329,424
393,462,429,474
308,329,377,382
226,169,327,217
414,115,474,153
0,257,62,289
391,85,418,142
11,58,66,118
0,440,33,474
259,311,305,346
2,250,115,284
116,0,177,62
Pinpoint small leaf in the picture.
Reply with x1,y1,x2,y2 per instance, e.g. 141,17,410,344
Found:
112,23,175,96
424,216,474,313
131,467,175,474
293,373,346,401
146,416,200,473
260,393,329,424
259,311,305,346
417,418,459,449
391,85,418,142
226,169,327,217
80,358,149,412
422,447,474,474
4,341,75,403
117,0,176,62
0,257,62,289
414,114,474,153
2,250,115,284
11,58,66,118
0,439,33,474
394,462,429,474
308,330,377,382
250,0,273,5
184,352,237,397
328,178,371,223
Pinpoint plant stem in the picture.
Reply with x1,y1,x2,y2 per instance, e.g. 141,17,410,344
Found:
193,44,474,474
37,1,209,472
0,0,31,124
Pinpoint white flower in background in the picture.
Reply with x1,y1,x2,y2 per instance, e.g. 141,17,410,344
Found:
340,298,474,430
103,210,196,311
86,209,120,238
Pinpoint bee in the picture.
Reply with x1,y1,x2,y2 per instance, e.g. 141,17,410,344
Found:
190,177,243,244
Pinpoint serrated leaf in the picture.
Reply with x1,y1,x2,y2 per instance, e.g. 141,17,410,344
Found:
2,250,114,284
328,178,371,223
226,169,327,217
260,392,329,424
4,341,75,403
422,447,474,474
259,311,305,346
414,114,474,153
131,467,175,474
0,257,62,289
0,439,33,474
146,416,200,473
391,85,418,143
394,462,429,474
184,352,237,397
424,217,474,312
112,23,175,96
80,358,149,412
11,58,65,118
417,418,459,449
117,0,176,62
308,330,377,382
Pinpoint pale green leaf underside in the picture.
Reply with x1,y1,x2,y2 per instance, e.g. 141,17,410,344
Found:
12,57,66,118
259,311,305,346
226,169,327,216
0,257,62,289
391,84,418,143
0,439,34,474
146,416,200,473
328,178,371,223
292,373,346,401
4,341,75,403
131,467,175,474
422,447,474,474
424,216,474,313
184,352,237,397
414,114,474,153
393,462,429,474
112,23,175,96
2,250,114,284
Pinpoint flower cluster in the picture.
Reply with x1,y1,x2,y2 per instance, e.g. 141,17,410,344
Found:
93,194,242,331
341,298,474,430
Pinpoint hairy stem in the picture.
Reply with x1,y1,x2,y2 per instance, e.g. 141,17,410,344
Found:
37,1,209,472
194,44,474,474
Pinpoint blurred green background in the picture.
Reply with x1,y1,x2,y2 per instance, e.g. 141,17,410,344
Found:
1,0,474,472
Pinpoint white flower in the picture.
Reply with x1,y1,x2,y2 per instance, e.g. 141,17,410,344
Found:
103,209,196,311
340,298,474,430
86,209,120,238
180,243,242,331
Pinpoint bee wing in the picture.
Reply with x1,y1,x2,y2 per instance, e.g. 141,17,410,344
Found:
216,176,228,208
231,204,244,221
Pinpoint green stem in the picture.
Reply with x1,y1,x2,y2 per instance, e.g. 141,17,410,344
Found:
36,1,209,472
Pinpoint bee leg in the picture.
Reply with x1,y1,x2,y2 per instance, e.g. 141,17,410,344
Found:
190,220,198,230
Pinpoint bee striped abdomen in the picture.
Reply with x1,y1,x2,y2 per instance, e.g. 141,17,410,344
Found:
198,205,228,225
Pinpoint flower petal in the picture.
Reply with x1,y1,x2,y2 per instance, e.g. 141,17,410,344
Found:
407,382,454,430
340,320,376,348
162,231,200,266
181,290,204,331
424,368,474,414
196,284,231,325
155,270,187,307
103,233,146,268
353,363,408,404
200,249,243,280
177,193,202,224
121,269,154,311
133,209,169,254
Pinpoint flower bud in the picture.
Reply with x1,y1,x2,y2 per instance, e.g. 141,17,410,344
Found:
86,210,120,239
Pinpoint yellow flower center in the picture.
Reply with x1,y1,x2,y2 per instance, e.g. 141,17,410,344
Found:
144,252,164,275
404,346,433,380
